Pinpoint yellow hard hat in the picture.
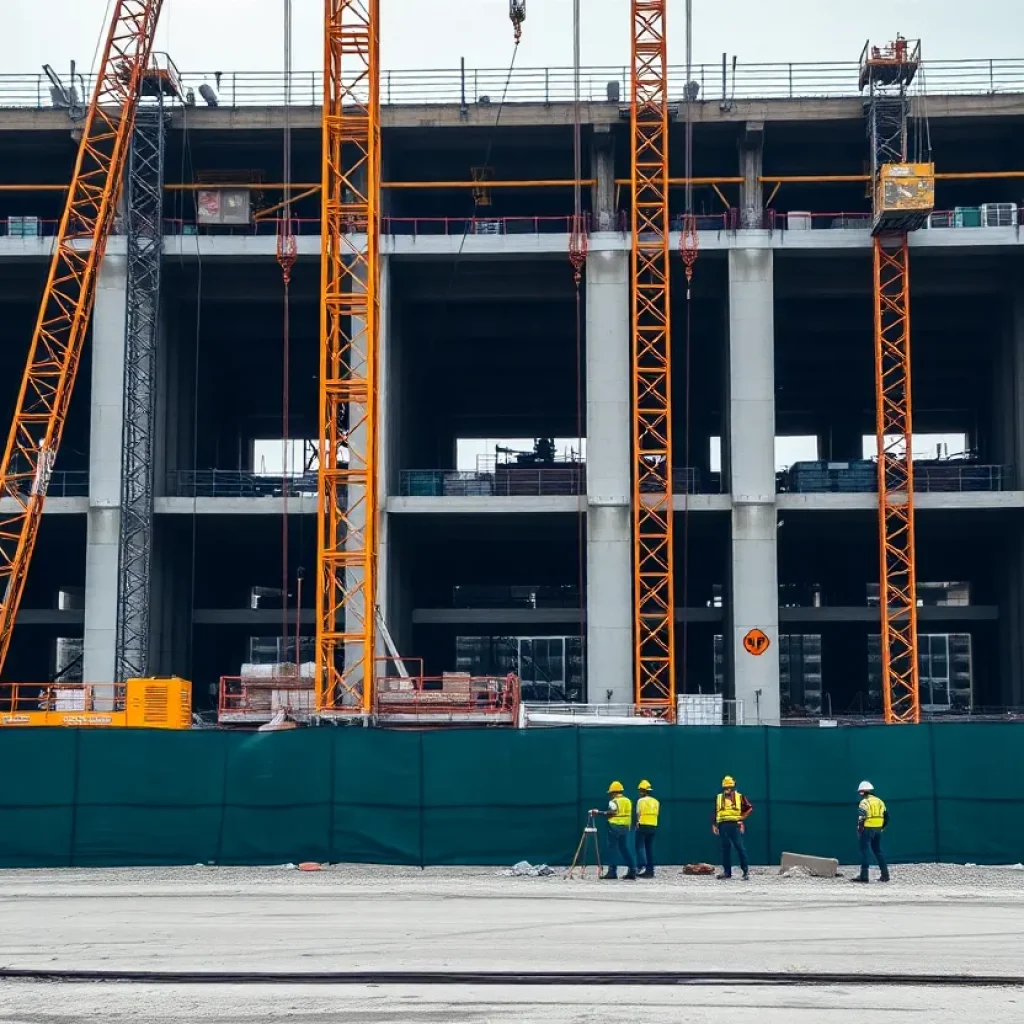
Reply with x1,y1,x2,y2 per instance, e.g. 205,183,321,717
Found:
608,780,624,793
722,775,736,788
638,779,652,791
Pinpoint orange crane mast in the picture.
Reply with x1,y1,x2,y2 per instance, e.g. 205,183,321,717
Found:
0,0,164,677
630,0,677,717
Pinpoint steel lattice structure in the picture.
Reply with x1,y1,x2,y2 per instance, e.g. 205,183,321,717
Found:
114,103,166,682
0,0,163,677
630,0,676,716
872,238,920,724
863,40,922,724
317,0,380,714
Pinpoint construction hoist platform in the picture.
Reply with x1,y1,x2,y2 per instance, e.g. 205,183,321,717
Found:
859,37,934,724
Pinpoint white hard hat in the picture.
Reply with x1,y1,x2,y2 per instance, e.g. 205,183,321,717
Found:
858,780,874,792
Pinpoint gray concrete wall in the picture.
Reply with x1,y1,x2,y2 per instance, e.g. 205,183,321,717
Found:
585,250,632,706
727,248,781,725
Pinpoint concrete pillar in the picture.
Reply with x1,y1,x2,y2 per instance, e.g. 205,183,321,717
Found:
590,125,617,232
83,255,127,689
585,250,632,705
739,122,764,230
993,290,1024,485
727,248,780,724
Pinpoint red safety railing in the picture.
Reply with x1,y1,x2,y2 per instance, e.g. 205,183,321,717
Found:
218,674,315,718
0,682,126,713
381,215,586,237
375,658,521,723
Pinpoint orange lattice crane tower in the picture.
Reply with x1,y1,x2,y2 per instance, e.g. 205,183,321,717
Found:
859,38,934,724
631,0,676,717
317,0,382,714
0,0,164,677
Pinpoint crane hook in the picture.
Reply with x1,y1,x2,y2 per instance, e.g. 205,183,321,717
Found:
509,1,526,43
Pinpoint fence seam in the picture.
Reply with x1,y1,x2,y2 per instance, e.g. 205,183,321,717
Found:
213,735,231,865
68,730,82,868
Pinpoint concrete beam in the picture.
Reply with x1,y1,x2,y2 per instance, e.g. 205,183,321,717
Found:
386,495,581,514
777,492,1024,511
591,125,616,232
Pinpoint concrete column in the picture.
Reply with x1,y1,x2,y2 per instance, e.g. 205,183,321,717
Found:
590,125,617,232
728,248,780,724
83,255,127,689
739,122,764,230
586,250,632,705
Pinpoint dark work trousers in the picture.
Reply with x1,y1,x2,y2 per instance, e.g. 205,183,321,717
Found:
858,827,890,881
718,821,749,877
636,825,657,875
606,824,635,877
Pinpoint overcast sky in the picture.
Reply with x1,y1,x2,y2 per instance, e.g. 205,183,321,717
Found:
2,0,1020,79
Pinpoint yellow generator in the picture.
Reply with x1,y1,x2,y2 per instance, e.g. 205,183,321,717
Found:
0,676,192,729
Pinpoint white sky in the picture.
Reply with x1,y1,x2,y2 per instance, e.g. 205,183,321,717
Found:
3,0,1020,78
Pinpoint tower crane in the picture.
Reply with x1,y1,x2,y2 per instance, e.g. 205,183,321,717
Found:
0,1,164,678
859,38,934,724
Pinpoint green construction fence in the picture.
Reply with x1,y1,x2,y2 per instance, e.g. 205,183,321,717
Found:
0,723,1020,868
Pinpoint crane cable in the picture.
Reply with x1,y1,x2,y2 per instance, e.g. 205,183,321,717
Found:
678,0,699,694
569,0,587,691
277,0,297,667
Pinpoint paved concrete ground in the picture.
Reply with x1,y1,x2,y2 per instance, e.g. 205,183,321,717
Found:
0,865,1021,1022
2,982,1022,1023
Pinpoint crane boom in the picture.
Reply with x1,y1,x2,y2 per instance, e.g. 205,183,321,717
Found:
0,0,164,677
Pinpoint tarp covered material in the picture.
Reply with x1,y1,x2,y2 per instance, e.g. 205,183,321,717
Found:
0,723,1019,868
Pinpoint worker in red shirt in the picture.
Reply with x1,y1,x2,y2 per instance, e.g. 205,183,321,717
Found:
712,775,753,880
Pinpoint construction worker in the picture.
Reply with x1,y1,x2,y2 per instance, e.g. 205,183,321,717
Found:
599,781,636,880
634,780,659,879
851,781,890,883
713,775,753,880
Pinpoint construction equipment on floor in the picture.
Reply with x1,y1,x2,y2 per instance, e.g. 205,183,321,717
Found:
0,676,191,729
860,37,933,724
566,809,603,879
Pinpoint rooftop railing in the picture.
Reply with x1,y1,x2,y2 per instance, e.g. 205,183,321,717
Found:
5,58,1024,111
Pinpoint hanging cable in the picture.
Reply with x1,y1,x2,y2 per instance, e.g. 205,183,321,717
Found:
678,0,699,694
277,0,297,667
568,0,587,685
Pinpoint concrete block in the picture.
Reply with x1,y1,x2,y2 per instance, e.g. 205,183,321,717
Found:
779,851,839,878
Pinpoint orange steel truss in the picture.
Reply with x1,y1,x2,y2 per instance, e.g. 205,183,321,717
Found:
317,0,381,714
873,237,921,724
630,0,676,716
0,0,162,677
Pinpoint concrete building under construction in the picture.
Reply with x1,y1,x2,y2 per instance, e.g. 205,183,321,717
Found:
2,47,1024,724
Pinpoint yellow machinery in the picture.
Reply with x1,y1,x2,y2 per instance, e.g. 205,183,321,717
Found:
0,677,191,729
875,162,935,231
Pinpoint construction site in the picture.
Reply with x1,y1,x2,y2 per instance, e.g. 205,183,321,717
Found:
0,0,1022,1018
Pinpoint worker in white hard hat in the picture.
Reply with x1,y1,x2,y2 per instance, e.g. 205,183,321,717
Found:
852,781,890,883
634,780,660,879
595,781,637,881
713,775,753,880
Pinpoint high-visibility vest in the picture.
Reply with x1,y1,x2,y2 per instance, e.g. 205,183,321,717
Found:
716,791,744,824
608,795,632,827
637,795,660,827
860,795,886,829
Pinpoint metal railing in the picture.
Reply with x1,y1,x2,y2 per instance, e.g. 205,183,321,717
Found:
8,59,1024,110
166,470,319,498
770,209,1024,231
0,470,88,499
780,462,1011,494
383,215,586,236
452,584,580,609
400,467,585,498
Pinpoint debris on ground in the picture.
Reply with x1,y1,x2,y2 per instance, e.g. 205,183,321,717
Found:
298,862,323,872
499,860,555,877
683,863,716,875
780,864,814,879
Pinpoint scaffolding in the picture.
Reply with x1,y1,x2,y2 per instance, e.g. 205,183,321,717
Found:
630,0,676,717
114,99,167,682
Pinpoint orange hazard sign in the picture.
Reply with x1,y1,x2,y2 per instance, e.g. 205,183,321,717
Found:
742,629,770,656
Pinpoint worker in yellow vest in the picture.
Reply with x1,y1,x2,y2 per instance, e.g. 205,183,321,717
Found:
713,775,753,880
851,781,890,883
598,781,637,880
634,780,660,879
